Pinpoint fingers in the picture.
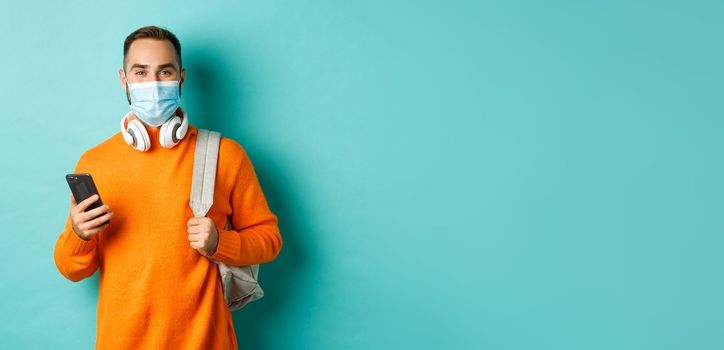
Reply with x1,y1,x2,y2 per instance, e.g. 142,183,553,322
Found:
188,235,211,254
89,211,114,229
187,233,202,243
186,225,209,234
187,219,218,256
189,240,204,250
84,222,110,237
75,207,113,231
72,194,100,213
74,216,110,240
78,203,112,223
187,225,209,242
69,193,114,240
78,210,114,231
187,216,212,227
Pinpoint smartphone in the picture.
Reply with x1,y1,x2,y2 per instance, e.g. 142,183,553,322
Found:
65,173,109,225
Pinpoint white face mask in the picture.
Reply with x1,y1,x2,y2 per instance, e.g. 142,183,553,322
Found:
124,73,181,127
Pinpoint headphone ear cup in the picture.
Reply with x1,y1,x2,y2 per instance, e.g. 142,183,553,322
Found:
120,113,135,146
160,116,182,148
175,111,189,141
127,119,150,152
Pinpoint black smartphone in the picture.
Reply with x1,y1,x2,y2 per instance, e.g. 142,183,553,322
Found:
65,173,109,225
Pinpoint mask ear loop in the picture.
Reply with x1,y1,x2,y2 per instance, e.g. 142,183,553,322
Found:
177,71,183,99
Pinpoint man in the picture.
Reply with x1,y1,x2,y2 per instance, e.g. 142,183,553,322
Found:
53,26,282,349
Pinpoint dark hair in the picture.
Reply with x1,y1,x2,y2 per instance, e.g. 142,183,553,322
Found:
123,26,182,71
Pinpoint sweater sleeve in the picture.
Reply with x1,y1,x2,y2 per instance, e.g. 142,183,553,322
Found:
53,155,100,282
207,147,282,266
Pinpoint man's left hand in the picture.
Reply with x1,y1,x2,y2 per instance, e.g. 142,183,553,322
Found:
187,217,219,256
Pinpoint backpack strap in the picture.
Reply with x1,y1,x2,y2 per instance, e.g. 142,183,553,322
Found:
190,128,222,217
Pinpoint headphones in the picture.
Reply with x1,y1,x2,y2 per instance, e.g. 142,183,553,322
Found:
119,108,189,152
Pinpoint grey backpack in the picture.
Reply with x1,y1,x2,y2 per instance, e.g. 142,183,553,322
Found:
189,128,264,311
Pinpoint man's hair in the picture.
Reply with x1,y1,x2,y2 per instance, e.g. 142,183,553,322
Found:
123,26,182,71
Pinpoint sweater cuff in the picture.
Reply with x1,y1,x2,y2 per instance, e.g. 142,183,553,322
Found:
64,230,97,255
209,228,240,264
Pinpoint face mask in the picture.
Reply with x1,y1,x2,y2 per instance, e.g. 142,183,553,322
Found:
125,74,182,127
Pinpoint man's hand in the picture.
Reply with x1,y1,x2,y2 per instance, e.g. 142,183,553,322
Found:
187,217,219,256
70,193,114,241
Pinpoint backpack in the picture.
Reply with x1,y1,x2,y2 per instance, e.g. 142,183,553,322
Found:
189,128,264,311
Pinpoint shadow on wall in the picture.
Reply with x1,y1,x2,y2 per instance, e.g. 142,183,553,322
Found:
184,44,313,350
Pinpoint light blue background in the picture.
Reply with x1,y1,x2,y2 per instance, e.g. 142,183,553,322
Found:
1,1,723,349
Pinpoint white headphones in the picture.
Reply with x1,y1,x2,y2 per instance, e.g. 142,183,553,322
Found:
119,108,189,152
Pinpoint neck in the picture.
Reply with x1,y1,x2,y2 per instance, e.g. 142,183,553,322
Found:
130,107,183,129
130,114,161,129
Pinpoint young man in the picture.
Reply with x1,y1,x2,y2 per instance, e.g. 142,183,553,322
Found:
53,26,282,349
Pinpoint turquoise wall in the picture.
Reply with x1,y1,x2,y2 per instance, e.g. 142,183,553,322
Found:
1,0,723,349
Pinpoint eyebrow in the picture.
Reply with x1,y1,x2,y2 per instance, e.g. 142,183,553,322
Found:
129,63,178,71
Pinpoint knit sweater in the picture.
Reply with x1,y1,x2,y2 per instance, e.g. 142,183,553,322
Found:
53,122,282,349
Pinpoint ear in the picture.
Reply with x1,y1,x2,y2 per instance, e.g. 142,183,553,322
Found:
119,68,127,91
179,68,186,88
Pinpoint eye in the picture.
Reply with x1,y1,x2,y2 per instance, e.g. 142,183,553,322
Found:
135,71,145,76
160,70,171,76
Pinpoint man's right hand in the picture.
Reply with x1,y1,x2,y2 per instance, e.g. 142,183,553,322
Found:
70,193,114,241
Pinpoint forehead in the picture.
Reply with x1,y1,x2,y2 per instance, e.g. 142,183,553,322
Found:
125,38,179,69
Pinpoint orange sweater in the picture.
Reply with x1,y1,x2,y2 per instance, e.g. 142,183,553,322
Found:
53,122,282,349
